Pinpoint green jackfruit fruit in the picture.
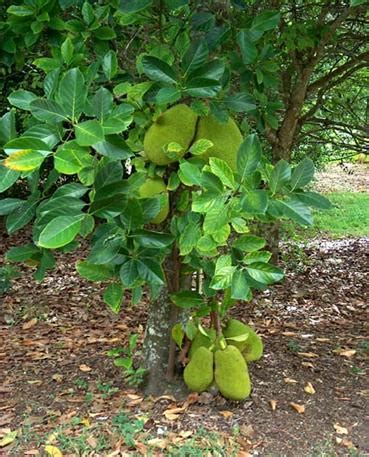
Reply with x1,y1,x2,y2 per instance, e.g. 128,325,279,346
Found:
224,319,263,362
188,328,216,359
194,115,243,171
144,104,198,165
138,178,169,224
214,345,251,401
184,346,214,393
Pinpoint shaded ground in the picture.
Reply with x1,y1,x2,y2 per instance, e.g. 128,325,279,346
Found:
0,228,368,456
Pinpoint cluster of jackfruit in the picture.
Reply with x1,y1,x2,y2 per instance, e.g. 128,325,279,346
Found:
143,104,243,171
183,319,263,401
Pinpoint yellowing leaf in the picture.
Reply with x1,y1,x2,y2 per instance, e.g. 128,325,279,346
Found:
334,423,348,435
81,418,90,427
0,430,17,447
4,149,45,171
45,445,63,457
304,382,316,395
290,402,305,414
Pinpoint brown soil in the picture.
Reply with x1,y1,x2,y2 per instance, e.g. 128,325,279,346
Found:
1,228,368,456
314,163,368,193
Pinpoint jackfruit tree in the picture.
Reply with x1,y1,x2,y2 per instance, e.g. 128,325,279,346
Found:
1,0,354,398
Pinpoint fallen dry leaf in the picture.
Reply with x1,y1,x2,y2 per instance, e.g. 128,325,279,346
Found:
79,364,92,372
179,430,193,438
219,410,233,418
334,349,356,358
0,429,17,447
301,361,314,368
304,382,316,395
22,318,38,330
290,402,305,414
146,437,168,449
298,352,319,358
163,406,186,421
239,424,255,438
334,423,348,435
52,374,63,383
284,377,298,384
269,399,277,411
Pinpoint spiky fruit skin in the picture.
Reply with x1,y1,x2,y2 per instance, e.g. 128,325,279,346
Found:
194,115,243,171
144,104,198,165
224,319,263,362
184,346,214,393
214,345,251,401
138,178,169,224
188,329,216,359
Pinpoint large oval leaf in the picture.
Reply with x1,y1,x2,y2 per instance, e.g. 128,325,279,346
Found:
38,215,84,249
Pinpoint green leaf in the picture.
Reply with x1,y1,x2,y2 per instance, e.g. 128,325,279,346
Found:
171,323,184,348
233,235,266,252
0,111,17,145
204,207,229,233
231,269,252,300
241,190,268,214
137,259,165,285
244,250,272,264
0,198,24,216
178,161,203,186
0,164,19,192
237,30,257,64
7,5,34,16
103,283,124,313
95,26,116,40
133,230,174,248
276,198,313,226
170,290,203,308
61,37,74,65
120,259,140,287
190,139,213,156
269,159,291,194
223,92,256,113
30,99,68,123
6,200,38,234
290,158,315,190
209,157,235,189
210,266,236,290
182,40,209,74
8,90,37,111
293,191,333,209
251,11,280,33
38,215,85,248
246,262,283,284
6,243,40,262
102,50,118,80
156,87,181,105
237,134,261,182
53,183,89,198
54,141,92,174
179,222,201,255
57,68,87,122
350,0,367,5
119,0,153,14
201,171,223,193
76,260,115,281
75,120,104,146
141,56,177,84
184,78,221,97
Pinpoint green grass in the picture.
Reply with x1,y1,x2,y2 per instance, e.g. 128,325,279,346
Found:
283,192,369,240
310,192,369,238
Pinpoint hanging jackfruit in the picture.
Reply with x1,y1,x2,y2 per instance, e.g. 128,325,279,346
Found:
183,346,214,393
224,319,263,362
143,104,198,165
188,328,216,359
138,177,169,224
194,115,243,171
214,345,251,400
